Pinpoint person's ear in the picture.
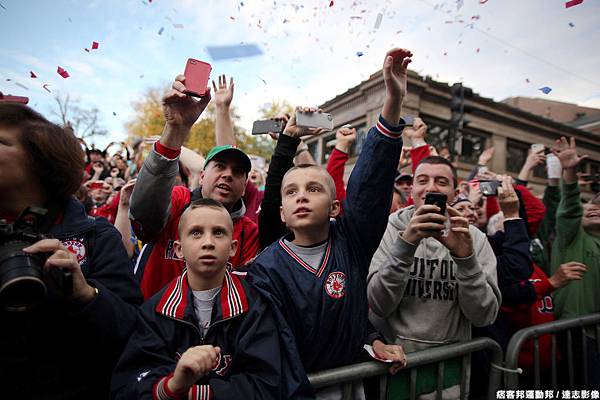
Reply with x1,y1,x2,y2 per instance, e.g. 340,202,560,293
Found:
174,240,184,260
280,205,286,224
199,170,205,186
329,200,341,218
229,239,239,258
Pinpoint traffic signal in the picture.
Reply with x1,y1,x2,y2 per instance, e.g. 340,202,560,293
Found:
447,83,473,156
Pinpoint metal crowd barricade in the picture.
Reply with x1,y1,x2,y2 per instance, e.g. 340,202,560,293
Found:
308,337,503,400
504,313,600,389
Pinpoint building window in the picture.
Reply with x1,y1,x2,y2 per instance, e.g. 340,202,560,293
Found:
506,139,530,174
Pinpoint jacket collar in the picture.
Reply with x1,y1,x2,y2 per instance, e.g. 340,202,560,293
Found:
155,266,249,322
48,197,95,236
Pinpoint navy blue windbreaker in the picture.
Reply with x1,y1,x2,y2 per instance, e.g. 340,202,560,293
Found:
245,116,404,397
111,269,283,400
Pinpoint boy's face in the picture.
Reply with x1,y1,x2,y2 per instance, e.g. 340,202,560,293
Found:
174,207,238,281
280,167,340,231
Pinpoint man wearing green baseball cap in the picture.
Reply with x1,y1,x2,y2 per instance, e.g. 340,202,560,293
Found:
129,75,259,299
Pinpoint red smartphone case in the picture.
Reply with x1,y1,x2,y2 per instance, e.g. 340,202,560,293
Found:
184,58,212,97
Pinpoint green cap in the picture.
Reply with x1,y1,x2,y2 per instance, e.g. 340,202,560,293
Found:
204,145,252,173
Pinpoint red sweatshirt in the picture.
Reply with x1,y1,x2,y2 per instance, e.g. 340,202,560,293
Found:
501,264,557,373
326,148,348,215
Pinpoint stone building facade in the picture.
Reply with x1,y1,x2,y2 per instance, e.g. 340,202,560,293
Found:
305,70,600,197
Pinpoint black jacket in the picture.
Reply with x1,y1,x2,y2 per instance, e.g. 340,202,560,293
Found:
0,197,143,400
111,269,283,399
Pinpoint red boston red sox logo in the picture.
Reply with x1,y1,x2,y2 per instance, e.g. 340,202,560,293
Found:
325,272,346,299
62,240,86,263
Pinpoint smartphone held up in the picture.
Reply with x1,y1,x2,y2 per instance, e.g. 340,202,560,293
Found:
252,119,284,135
295,110,334,131
184,58,212,97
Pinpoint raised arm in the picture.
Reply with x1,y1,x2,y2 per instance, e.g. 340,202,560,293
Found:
213,75,235,146
129,75,211,242
552,136,588,246
326,126,356,206
258,110,325,249
341,48,410,264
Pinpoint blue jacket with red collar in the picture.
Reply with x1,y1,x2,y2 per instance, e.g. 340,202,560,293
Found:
244,116,404,397
111,269,284,400
0,197,142,400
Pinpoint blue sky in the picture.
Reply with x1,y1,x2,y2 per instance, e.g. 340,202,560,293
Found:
1,0,599,149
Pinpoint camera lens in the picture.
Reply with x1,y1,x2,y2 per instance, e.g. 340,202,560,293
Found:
0,241,47,312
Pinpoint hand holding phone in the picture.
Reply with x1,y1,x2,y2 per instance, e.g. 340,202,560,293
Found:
424,192,447,215
478,180,501,197
184,58,212,97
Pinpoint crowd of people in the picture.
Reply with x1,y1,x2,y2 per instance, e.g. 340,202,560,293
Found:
0,47,599,400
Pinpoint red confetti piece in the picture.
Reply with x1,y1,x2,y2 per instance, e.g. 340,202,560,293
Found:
329,1,334,6
92,41,99,50
57,66,70,79
43,84,51,93
479,0,488,3
565,0,583,7
30,71,37,78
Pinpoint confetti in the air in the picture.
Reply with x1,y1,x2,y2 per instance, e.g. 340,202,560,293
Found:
30,71,37,78
479,0,488,4
565,0,583,8
57,66,70,79
173,23,184,29
539,86,552,94
42,84,51,93
568,22,575,27
15,82,29,90
329,1,334,7
92,41,99,50
374,13,383,29
0,2,6,10
158,27,165,35
525,78,530,83
113,112,117,116
356,51,364,57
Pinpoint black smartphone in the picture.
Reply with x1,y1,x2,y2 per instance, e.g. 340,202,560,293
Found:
252,119,284,135
424,192,447,215
479,180,501,197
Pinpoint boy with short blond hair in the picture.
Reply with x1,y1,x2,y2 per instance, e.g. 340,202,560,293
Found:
245,48,414,398
112,198,283,399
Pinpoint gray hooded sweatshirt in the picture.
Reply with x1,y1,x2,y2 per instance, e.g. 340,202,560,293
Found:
367,205,501,354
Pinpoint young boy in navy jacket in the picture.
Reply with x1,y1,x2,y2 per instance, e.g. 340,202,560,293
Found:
111,199,283,399
244,48,413,398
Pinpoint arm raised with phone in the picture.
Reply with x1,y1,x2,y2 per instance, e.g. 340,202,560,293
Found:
130,73,212,242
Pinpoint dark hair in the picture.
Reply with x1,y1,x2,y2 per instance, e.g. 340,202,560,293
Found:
415,156,458,188
0,104,84,200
